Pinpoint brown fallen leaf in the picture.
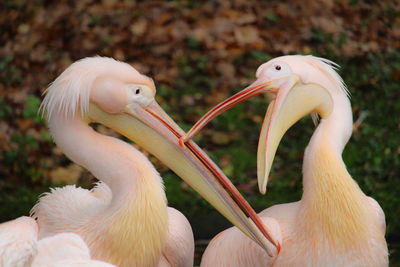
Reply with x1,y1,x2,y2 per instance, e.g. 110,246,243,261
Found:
234,26,260,45
130,19,147,36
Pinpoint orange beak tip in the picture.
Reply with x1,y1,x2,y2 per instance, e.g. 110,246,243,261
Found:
277,241,281,254
178,137,185,148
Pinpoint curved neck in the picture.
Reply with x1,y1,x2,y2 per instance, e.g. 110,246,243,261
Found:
300,94,369,250
48,114,166,206
48,114,168,266
302,93,354,197
302,93,357,197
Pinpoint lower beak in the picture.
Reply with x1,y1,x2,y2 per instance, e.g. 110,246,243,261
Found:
256,81,332,194
88,101,279,256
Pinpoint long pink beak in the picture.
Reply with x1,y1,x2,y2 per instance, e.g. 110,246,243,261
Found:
144,104,280,253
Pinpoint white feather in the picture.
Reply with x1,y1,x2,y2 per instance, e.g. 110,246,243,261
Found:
0,216,38,267
30,183,111,238
0,217,115,266
32,233,90,266
31,232,117,266
305,55,350,97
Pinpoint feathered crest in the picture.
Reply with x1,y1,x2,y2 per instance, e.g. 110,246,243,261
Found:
304,55,350,126
40,57,142,121
304,55,350,98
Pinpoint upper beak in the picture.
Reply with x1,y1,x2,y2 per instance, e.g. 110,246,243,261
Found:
87,100,279,256
181,74,332,194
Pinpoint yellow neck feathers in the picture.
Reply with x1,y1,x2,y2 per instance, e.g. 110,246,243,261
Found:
91,176,168,267
300,142,369,252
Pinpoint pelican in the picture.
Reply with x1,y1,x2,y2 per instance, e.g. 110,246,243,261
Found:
182,55,388,266
0,57,277,266
0,216,115,266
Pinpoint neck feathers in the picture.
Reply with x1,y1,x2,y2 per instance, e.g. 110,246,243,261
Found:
301,140,369,252
300,94,368,251
91,174,168,267
49,113,168,266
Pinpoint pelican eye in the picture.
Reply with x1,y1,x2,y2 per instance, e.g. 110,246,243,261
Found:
126,84,154,107
258,61,292,79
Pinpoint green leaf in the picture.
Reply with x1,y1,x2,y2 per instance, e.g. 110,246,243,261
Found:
23,95,43,123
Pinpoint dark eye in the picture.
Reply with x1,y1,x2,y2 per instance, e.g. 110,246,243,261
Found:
135,88,140,94
275,65,281,71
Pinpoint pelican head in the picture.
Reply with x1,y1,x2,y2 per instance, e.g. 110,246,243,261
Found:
183,55,351,194
41,57,277,255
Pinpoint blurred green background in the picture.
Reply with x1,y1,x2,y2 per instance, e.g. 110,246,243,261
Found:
1,0,399,265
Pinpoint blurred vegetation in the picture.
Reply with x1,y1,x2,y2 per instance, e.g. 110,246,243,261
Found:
0,0,399,265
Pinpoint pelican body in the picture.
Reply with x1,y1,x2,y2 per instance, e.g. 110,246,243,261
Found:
0,57,276,267
0,216,115,267
183,55,388,266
